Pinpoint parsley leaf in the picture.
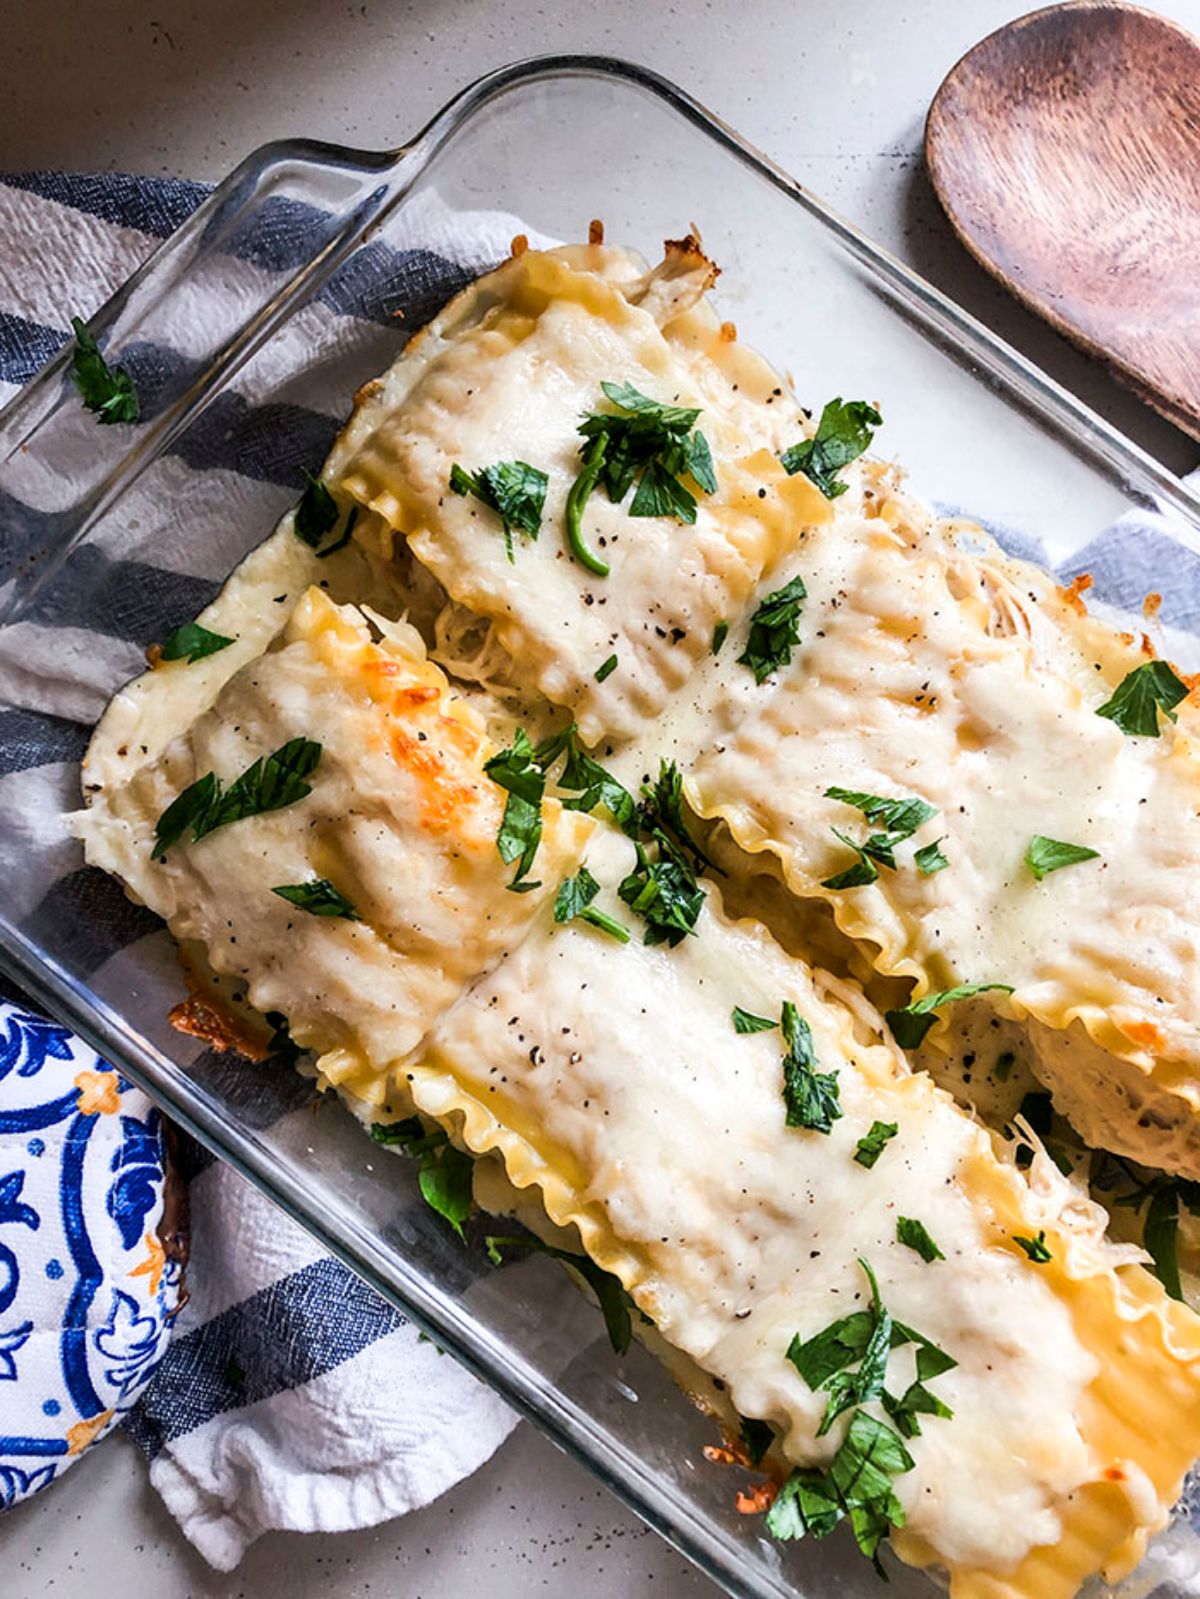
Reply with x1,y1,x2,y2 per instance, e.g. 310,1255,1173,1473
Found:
294,474,339,548
854,1120,898,1169
896,1217,944,1262
784,1259,954,1510
152,737,321,860
160,620,235,664
70,316,139,424
553,867,630,943
732,1006,777,1035
781,1000,841,1133
737,575,807,684
1090,1157,1200,1301
775,1264,937,1566
711,620,729,656
271,879,360,920
597,381,701,428
831,1409,914,1560
558,733,637,830
738,1415,774,1468
635,759,714,873
780,398,881,499
450,460,548,562
766,1468,845,1543
1013,1230,1052,1264
1096,660,1189,736
370,1117,473,1237
1025,834,1101,880
568,382,717,567
821,837,880,891
486,1233,633,1356
914,838,949,875
886,982,1014,1049
629,456,698,521
484,729,547,889
823,788,938,887
825,788,937,837
1144,1186,1186,1300
618,839,706,947
595,653,618,683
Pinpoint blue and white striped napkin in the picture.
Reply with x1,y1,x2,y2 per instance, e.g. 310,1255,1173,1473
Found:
0,170,530,1570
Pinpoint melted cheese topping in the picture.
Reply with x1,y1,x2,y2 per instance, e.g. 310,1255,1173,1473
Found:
76,240,1200,1599
408,833,1200,1590
76,587,592,1079
325,241,830,744
682,507,1200,1176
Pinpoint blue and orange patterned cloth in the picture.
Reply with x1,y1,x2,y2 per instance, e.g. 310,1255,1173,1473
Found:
0,996,180,1507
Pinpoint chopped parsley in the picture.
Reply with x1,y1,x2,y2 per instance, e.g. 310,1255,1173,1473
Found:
554,866,630,943
483,729,547,890
293,476,359,558
737,575,807,684
776,1260,954,1564
823,787,938,889
1025,834,1101,880
370,1117,474,1237
486,1233,633,1356
450,460,548,562
159,620,234,664
1089,1155,1200,1301
896,1217,944,1262
152,737,321,860
618,838,705,947
885,982,1014,1049
556,730,637,830
854,1120,898,1169
738,1415,774,1467
781,1000,841,1133
594,653,618,683
711,619,729,656
271,879,360,920
1013,1230,1052,1264
635,759,714,874
914,838,949,875
1096,660,1188,736
70,315,139,424
780,397,881,499
566,381,717,572
294,474,339,548
732,1006,777,1035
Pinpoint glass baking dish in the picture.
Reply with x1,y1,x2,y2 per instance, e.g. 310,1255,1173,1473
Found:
2,55,1198,1599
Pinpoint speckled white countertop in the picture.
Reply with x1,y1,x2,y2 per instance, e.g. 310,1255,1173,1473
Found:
3,2,1199,1594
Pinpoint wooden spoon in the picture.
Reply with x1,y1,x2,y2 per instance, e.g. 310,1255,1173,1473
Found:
926,1,1200,440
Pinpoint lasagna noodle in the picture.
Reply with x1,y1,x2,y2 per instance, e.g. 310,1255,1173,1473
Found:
681,501,1200,1176
323,240,832,744
76,587,593,1085
401,843,1200,1598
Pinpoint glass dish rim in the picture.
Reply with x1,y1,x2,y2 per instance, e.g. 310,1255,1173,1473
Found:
2,52,1198,1598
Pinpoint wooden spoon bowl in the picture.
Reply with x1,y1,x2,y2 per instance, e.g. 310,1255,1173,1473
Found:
926,1,1200,440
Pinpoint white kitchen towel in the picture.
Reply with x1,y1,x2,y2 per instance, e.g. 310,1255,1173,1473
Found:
0,170,551,1571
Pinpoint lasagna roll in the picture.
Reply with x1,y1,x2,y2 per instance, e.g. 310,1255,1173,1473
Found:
683,497,1200,1178
323,239,830,744
405,833,1200,1599
77,586,592,1090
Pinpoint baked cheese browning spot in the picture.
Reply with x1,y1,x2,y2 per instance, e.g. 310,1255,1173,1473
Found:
76,585,594,1082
